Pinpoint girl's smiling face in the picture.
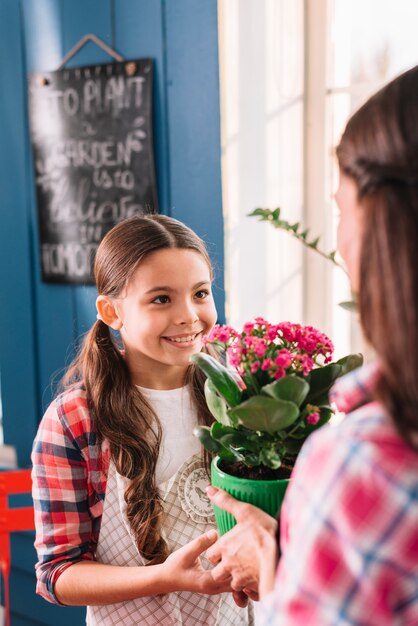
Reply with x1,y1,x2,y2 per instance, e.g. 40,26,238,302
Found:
98,247,217,389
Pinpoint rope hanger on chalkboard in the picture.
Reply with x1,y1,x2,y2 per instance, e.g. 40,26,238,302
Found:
57,33,125,70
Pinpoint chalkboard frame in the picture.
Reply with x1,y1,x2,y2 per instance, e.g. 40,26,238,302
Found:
28,57,159,285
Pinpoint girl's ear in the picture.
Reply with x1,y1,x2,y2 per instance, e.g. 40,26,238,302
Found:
96,296,123,330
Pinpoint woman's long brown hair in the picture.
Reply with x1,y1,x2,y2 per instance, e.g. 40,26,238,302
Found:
63,214,215,562
336,65,418,446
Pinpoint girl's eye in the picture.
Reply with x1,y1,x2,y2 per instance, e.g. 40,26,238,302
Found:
195,289,210,300
152,295,170,304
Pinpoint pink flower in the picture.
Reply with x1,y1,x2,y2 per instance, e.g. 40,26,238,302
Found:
306,404,320,425
243,322,255,334
254,316,269,326
251,361,260,373
266,325,280,341
206,324,239,344
254,339,267,358
274,367,285,380
274,349,292,369
307,411,320,425
277,321,300,343
227,346,244,368
295,354,314,376
261,358,272,371
244,336,256,348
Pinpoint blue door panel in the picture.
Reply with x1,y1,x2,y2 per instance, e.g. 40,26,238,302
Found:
0,0,39,466
164,0,225,320
113,0,170,212
1,1,224,623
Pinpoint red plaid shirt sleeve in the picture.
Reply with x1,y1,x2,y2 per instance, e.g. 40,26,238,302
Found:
258,361,418,625
31,385,108,604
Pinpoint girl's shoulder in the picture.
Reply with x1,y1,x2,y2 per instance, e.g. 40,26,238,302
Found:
44,383,97,439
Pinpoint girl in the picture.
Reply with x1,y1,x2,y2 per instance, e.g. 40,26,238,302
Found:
31,214,253,625
204,65,418,625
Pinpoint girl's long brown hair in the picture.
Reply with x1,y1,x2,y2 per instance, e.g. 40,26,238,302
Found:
336,65,418,446
63,214,215,562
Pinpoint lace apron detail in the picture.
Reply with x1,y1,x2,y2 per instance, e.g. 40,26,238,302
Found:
86,453,254,626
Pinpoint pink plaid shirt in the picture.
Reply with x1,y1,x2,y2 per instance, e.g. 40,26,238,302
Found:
258,360,418,625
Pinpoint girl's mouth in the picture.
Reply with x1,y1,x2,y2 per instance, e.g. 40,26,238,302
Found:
162,332,201,346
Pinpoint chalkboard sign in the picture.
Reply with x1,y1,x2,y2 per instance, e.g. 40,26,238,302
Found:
28,58,158,284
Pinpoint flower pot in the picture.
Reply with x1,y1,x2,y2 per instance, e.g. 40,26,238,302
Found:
211,456,289,534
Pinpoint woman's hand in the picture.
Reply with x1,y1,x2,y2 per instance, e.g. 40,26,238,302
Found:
205,486,278,601
162,529,233,595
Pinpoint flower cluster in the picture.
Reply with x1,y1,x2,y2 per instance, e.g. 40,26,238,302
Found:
202,318,335,428
204,317,334,380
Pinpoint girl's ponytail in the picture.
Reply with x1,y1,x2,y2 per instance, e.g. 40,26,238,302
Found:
63,318,169,562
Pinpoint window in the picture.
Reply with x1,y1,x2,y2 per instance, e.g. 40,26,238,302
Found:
218,0,418,357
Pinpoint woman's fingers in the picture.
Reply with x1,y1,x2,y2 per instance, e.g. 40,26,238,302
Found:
206,486,252,522
232,590,249,608
243,587,259,602
210,559,231,582
206,486,278,534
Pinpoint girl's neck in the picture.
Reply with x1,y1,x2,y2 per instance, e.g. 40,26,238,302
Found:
128,360,188,390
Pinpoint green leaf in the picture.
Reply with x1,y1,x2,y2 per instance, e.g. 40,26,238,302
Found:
208,423,251,460
338,300,358,312
260,448,282,469
282,438,304,456
210,422,236,439
290,222,300,233
204,379,234,426
305,363,342,404
336,353,363,376
248,208,271,219
218,431,260,452
244,452,262,466
309,236,320,248
262,376,309,407
217,447,245,462
193,426,221,454
194,426,242,462
191,353,242,407
228,396,299,435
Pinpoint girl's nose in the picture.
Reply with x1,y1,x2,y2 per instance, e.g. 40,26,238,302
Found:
176,301,199,325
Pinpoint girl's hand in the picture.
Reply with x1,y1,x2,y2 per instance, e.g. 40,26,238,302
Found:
163,529,233,595
205,487,278,599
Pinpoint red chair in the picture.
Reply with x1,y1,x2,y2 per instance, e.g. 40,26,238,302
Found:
0,470,34,626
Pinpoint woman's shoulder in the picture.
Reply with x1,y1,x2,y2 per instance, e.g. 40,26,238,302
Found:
295,399,418,497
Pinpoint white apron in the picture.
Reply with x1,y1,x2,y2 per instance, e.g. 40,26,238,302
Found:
86,453,254,625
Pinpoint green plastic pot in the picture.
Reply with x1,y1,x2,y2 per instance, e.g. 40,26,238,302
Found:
211,456,289,535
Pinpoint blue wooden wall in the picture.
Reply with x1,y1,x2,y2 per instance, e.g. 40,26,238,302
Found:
0,1,223,623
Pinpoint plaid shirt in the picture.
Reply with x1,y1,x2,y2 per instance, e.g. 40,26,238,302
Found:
259,360,418,625
31,384,109,604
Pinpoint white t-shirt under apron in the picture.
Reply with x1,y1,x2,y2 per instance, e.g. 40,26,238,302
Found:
138,385,201,485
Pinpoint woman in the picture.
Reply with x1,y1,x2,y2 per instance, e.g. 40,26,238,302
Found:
204,65,418,624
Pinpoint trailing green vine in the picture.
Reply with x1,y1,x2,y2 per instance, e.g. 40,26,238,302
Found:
249,207,348,275
249,207,356,311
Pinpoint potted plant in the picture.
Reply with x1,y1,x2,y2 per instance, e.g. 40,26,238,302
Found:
192,317,362,533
